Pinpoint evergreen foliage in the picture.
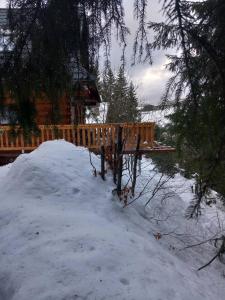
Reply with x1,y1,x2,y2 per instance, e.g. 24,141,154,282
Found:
101,67,115,108
0,0,145,130
147,0,225,214
101,66,140,123
127,82,140,122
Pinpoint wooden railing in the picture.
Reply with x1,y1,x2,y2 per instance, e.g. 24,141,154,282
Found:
0,123,155,152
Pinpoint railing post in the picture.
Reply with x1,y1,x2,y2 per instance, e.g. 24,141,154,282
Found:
113,142,117,184
72,125,76,145
100,145,106,181
117,126,123,194
152,123,155,147
131,134,141,196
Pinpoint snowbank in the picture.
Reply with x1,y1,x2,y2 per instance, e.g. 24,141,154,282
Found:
0,141,224,300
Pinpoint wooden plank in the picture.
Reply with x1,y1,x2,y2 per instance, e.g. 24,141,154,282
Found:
15,135,19,148
64,128,68,142
134,126,138,144
31,135,35,148
51,127,55,140
92,128,97,148
151,123,155,147
5,131,9,148
77,128,81,146
87,128,91,147
141,126,145,146
20,133,25,149
65,128,69,141
46,128,50,141
62,129,66,140
68,128,72,142
108,126,113,147
105,128,109,146
71,127,75,143
82,128,86,146
102,127,106,146
111,126,116,147
36,135,40,146
123,147,176,154
0,146,36,151
40,128,44,143
96,127,100,148
0,133,3,147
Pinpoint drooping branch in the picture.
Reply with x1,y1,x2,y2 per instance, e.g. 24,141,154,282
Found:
0,0,153,129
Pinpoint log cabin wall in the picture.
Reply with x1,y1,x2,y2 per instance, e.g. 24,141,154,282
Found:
31,96,87,125
35,95,71,125
1,95,87,125
74,103,86,124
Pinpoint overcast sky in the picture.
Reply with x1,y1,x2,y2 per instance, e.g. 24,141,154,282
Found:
0,0,172,105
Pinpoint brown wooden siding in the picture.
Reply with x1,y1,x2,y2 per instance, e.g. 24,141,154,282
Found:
1,95,87,125
35,96,71,124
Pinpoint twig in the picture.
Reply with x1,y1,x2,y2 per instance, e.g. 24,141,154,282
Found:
198,235,225,271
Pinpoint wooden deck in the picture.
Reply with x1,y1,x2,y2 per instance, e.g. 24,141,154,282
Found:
0,123,175,156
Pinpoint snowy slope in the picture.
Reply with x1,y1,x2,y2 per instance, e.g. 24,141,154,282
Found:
141,108,174,126
0,141,225,300
86,103,173,126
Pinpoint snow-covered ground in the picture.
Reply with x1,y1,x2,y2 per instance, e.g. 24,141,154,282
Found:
0,141,225,300
141,107,174,126
86,103,108,124
86,103,173,126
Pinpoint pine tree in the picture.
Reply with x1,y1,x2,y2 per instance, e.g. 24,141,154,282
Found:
127,82,140,122
106,66,140,123
148,0,225,213
109,66,129,123
101,67,115,104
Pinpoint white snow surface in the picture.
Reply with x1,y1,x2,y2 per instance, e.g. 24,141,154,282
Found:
0,140,225,300
141,108,174,126
86,103,173,127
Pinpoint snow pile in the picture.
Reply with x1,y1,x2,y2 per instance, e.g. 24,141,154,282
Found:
0,141,225,300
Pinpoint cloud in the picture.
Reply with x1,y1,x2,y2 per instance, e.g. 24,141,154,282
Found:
109,0,172,105
128,59,171,105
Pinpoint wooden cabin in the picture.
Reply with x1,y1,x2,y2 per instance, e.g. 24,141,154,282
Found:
1,84,100,126
0,8,102,165
0,8,175,167
35,83,100,125
0,8,100,126
1,78,100,126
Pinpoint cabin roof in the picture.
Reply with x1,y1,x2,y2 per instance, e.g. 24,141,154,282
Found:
0,8,101,104
71,59,95,82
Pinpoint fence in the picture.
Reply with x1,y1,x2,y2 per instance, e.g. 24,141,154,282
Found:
0,123,155,152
